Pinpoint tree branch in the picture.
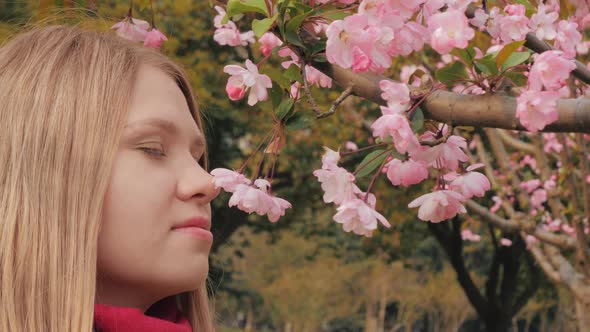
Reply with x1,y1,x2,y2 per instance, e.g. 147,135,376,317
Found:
465,200,577,250
313,61,590,133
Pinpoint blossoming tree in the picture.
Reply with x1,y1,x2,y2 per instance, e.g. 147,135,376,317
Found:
110,0,590,329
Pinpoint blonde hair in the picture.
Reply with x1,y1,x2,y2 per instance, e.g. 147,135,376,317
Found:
0,25,213,331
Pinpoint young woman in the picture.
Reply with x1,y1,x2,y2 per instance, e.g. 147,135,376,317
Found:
0,24,219,331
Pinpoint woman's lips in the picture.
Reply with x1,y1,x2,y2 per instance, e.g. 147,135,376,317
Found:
172,226,213,242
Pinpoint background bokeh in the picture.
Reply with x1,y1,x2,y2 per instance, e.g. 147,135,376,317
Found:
0,2,573,331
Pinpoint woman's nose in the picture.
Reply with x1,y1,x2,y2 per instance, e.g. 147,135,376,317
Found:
177,163,220,204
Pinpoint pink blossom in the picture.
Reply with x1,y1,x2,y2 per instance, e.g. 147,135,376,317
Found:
388,22,428,56
213,5,227,28
449,171,491,199
408,190,467,223
345,141,359,151
305,65,332,88
266,195,292,222
290,82,301,100
529,51,576,91
427,10,475,54
258,32,283,57
485,8,503,39
333,197,391,237
500,238,513,246
385,159,429,187
529,4,558,40
111,17,150,42
229,179,291,222
490,196,502,213
555,20,582,58
278,47,299,68
497,5,530,42
313,167,356,204
521,179,541,193
413,135,469,171
520,155,538,171
543,133,563,153
461,229,481,242
371,110,420,154
211,168,251,192
562,224,576,236
530,188,547,209
326,14,394,73
358,0,405,28
229,183,269,215
320,147,341,170
544,177,556,191
214,23,255,47
143,28,168,49
387,0,425,20
516,90,560,132
379,80,411,113
470,9,488,30
223,59,272,106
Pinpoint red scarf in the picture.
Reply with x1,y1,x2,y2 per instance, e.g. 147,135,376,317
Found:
94,297,192,332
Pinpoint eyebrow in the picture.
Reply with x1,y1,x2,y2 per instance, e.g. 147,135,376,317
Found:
124,118,205,149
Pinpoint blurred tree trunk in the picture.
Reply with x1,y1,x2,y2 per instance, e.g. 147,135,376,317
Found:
365,301,377,332
377,287,386,332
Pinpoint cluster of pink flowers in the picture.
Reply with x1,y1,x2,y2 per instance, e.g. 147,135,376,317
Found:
375,81,491,223
210,168,292,222
111,17,168,49
313,147,391,237
312,81,491,228
213,6,255,47
516,50,575,131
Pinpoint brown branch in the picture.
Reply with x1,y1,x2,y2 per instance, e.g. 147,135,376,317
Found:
528,241,561,283
543,244,590,301
465,200,577,250
312,63,590,133
496,130,536,155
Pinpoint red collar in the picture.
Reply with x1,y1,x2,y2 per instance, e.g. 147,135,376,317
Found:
94,297,191,332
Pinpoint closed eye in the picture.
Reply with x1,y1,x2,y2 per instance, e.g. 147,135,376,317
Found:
139,147,166,158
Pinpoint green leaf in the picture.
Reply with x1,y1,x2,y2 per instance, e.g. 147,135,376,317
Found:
451,47,476,64
226,0,269,17
252,15,278,37
435,61,469,87
410,108,424,132
310,39,326,55
275,98,295,120
285,13,310,34
268,85,284,109
284,64,303,82
501,51,531,70
504,71,528,87
286,112,314,130
496,40,526,68
261,67,292,90
355,150,389,178
474,52,499,75
285,30,304,47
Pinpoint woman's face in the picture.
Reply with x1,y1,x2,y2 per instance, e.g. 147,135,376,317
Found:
96,65,219,311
